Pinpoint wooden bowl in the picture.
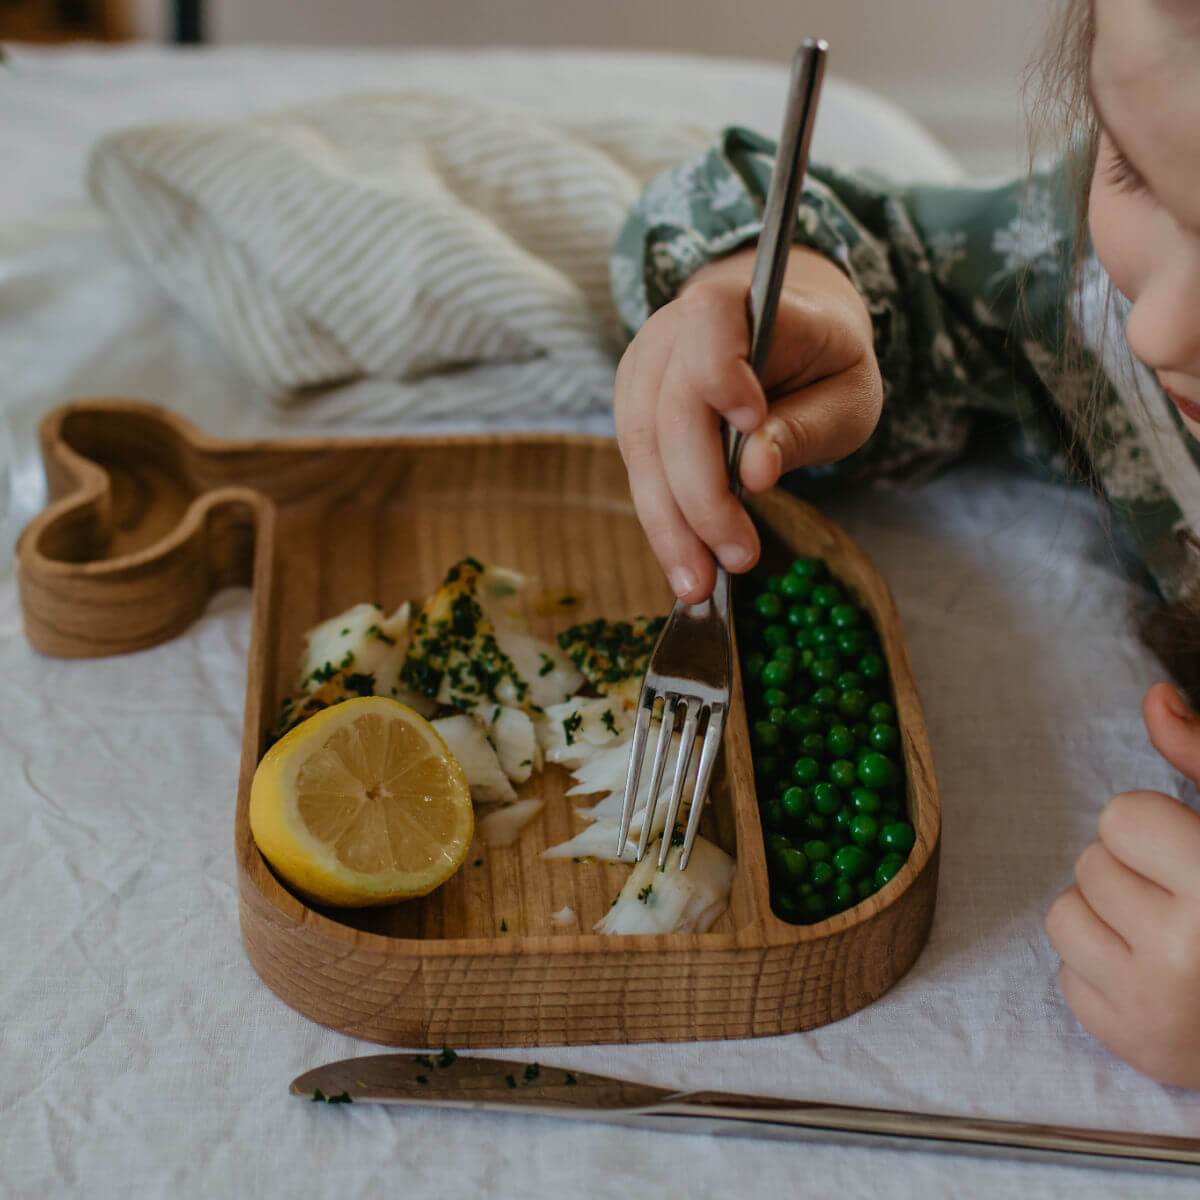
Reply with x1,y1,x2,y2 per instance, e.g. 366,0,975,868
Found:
18,400,941,1047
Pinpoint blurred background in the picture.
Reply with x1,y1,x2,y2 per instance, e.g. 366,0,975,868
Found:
2,0,1054,175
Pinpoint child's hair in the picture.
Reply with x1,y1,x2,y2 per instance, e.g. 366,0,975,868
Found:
1029,0,1200,701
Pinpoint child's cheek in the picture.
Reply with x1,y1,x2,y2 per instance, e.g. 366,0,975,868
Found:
1088,176,1144,305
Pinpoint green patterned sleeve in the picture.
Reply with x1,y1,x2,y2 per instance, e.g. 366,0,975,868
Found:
609,126,1079,487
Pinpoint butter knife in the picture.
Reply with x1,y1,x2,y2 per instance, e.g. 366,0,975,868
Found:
292,1053,1200,1176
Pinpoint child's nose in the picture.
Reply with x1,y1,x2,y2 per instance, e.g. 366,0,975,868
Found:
1124,257,1200,377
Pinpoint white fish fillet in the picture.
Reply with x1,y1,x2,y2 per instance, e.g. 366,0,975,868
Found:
564,737,636,798
476,797,545,847
537,697,634,768
594,836,735,935
431,714,516,804
477,704,541,784
550,905,578,927
297,601,435,715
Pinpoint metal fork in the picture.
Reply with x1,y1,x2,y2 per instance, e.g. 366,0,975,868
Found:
616,37,828,870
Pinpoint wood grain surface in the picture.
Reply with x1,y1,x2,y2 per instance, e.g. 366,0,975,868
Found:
19,400,941,1047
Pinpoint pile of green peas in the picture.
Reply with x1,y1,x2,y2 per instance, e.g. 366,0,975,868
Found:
735,556,916,925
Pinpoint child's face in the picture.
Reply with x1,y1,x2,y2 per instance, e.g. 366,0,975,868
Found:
1089,0,1200,436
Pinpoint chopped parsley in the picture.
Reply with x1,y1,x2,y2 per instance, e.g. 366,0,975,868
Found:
368,623,397,646
499,918,508,932
415,1054,435,1070
562,711,584,746
600,708,618,735
415,1075,429,1085
339,627,350,636
339,650,355,669
523,1063,540,1083
670,828,685,847
564,1073,578,1086
538,653,555,677
344,671,376,697
637,884,654,904
505,1074,517,1089
308,661,337,686
437,1048,457,1068
558,616,666,689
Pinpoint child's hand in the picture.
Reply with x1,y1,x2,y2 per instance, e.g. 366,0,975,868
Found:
1046,683,1200,1086
614,244,882,603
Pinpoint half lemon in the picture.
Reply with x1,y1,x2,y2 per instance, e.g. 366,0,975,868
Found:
250,696,474,907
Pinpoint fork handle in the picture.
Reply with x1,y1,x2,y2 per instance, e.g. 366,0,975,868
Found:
725,37,828,497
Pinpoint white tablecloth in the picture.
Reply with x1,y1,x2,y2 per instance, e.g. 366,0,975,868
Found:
2,44,1198,1200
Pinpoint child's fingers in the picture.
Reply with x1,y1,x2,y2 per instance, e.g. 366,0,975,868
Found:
1099,789,1200,901
737,360,883,493
656,344,762,576
669,282,768,432
1071,838,1171,947
1057,961,1122,1047
1045,884,1132,989
614,333,718,602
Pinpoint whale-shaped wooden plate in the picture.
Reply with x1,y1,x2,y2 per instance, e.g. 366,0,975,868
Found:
17,399,940,1048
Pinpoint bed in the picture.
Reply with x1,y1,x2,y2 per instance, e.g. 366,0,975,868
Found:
1,44,1196,1200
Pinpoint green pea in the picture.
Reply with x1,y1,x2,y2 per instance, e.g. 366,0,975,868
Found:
778,846,809,881
836,629,865,655
836,671,863,691
798,882,814,896
802,839,831,862
800,732,826,758
772,890,801,923
829,759,858,788
856,877,877,900
849,813,880,847
760,795,786,831
752,720,781,749
772,646,798,671
857,752,899,788
808,860,834,889
832,878,856,910
802,811,829,834
811,686,838,710
791,756,820,784
858,653,885,680
868,701,895,724
851,787,882,814
763,624,791,648
881,796,903,819
869,723,899,752
761,660,794,688
789,557,823,579
874,853,906,889
761,687,788,710
786,604,810,628
879,821,916,854
766,833,792,864
838,688,870,718
755,592,783,619
744,651,765,680
830,603,861,629
780,573,812,600
780,786,810,822
767,576,785,594
792,627,814,649
785,704,821,734
766,707,789,729
810,657,840,684
811,625,838,649
801,893,828,921
832,806,854,834
812,781,842,814
753,753,780,780
799,605,823,628
852,722,870,741
811,583,842,608
832,844,870,880
826,724,855,757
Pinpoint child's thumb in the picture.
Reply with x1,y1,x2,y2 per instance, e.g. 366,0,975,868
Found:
1144,682,1200,784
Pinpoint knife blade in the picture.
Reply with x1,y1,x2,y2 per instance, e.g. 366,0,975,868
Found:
292,1053,1200,1177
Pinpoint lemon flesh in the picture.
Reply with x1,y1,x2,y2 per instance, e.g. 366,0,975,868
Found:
249,697,474,907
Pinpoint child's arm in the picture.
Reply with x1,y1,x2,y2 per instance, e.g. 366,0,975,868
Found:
610,128,1113,599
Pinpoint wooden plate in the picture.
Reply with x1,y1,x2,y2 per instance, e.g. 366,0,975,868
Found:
18,400,941,1047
